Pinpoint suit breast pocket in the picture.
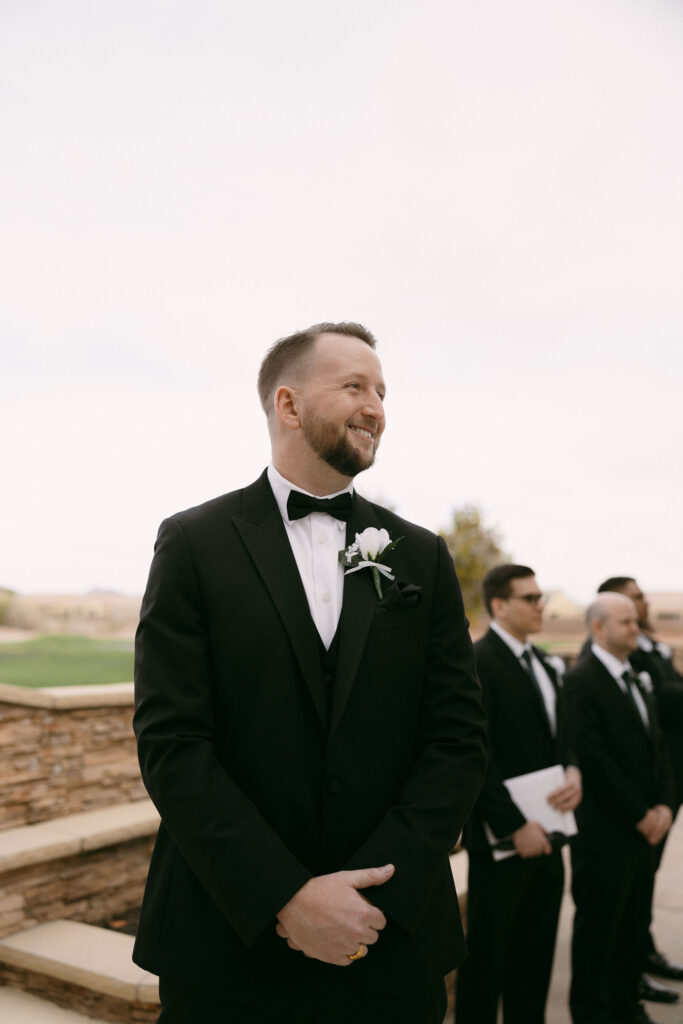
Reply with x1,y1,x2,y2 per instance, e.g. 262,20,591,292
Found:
371,609,424,633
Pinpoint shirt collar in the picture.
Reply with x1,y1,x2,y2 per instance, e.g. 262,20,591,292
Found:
591,642,632,681
637,633,654,652
490,620,532,660
267,463,353,525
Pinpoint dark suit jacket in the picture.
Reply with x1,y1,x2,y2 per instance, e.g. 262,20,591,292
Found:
564,652,674,849
577,637,683,805
465,628,571,857
132,471,487,998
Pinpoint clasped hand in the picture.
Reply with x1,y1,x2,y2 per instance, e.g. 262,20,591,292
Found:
637,805,673,846
276,864,394,966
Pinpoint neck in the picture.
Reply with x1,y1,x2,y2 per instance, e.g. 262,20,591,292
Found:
594,640,629,662
272,453,353,497
495,620,528,644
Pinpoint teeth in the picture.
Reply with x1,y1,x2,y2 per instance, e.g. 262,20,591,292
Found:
350,426,373,440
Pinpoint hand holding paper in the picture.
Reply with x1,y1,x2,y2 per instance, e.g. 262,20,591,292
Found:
547,765,582,813
485,765,579,861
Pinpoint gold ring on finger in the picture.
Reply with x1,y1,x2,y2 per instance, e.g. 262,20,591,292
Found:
347,943,366,961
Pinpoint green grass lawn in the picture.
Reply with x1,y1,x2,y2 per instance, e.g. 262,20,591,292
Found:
0,634,134,688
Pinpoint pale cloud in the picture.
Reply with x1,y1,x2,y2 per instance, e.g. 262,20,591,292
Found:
1,0,681,601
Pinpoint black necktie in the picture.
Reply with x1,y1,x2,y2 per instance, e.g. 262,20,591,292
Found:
286,490,352,523
621,670,650,732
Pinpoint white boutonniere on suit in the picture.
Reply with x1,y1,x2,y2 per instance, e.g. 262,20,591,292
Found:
338,527,403,600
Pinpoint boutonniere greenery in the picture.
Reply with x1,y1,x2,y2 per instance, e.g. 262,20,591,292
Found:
338,527,403,599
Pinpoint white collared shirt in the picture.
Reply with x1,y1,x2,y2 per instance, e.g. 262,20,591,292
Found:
490,620,557,734
267,463,350,650
591,642,650,728
637,633,654,653
638,633,673,660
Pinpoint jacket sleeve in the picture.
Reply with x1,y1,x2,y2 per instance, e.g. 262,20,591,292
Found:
340,536,489,934
134,517,311,947
464,645,528,842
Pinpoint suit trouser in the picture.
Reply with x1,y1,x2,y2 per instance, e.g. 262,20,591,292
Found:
454,849,564,1024
570,836,654,1023
158,973,447,1024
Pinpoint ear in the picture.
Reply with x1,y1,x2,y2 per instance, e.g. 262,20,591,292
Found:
273,385,301,431
490,596,505,620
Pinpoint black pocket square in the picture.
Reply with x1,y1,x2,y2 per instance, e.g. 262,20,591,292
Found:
377,580,422,610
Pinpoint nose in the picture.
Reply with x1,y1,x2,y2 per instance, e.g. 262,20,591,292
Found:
362,390,385,424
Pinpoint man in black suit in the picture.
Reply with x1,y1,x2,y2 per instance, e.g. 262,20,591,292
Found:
565,592,675,1024
455,564,581,1024
132,322,488,1023
579,577,683,1004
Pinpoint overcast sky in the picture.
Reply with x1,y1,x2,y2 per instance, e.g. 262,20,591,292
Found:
1,0,681,604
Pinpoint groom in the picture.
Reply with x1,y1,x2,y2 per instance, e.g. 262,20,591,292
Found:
133,322,487,1023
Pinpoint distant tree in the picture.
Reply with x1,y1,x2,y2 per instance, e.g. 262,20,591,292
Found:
0,588,16,626
439,506,510,624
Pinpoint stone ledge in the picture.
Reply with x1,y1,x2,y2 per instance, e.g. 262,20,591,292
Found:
0,921,159,1004
0,985,108,1023
0,683,134,710
0,801,158,873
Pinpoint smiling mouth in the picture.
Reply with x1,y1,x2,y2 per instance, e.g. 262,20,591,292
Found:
348,425,375,442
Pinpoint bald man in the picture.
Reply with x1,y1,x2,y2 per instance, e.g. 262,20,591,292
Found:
565,593,675,1024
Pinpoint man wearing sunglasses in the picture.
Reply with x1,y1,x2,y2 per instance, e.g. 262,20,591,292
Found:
455,564,581,1024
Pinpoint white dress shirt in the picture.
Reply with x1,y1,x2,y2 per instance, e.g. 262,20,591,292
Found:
591,643,650,728
491,620,557,735
638,632,673,661
267,464,351,650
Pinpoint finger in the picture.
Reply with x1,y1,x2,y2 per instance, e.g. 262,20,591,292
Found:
363,905,388,931
286,938,302,951
347,864,395,889
275,923,288,939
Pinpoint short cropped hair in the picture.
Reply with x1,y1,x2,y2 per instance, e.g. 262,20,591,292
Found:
257,321,377,414
586,596,613,628
597,576,635,594
482,564,535,616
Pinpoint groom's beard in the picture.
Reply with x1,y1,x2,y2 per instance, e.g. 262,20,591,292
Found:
302,414,378,478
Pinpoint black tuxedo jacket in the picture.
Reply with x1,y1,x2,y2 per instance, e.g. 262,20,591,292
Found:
629,644,683,803
132,471,487,998
564,653,674,848
464,628,571,857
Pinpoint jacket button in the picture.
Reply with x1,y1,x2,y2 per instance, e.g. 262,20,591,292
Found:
328,780,342,796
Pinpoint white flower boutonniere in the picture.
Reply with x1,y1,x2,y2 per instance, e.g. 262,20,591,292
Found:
338,527,403,599
637,670,654,694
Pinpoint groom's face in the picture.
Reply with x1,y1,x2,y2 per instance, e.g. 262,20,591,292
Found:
298,333,386,479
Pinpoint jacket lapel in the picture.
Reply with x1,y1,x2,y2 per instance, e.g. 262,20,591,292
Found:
329,493,381,738
232,472,328,728
591,654,651,739
488,630,555,739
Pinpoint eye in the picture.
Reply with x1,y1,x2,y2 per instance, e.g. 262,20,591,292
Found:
345,382,361,391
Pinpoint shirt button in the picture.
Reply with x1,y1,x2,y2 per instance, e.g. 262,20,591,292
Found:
317,535,327,545
321,593,331,604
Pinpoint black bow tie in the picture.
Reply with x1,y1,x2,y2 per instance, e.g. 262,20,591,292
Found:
286,490,353,523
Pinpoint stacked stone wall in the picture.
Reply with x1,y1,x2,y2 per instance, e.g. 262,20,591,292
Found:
0,836,153,940
0,966,157,1024
0,702,145,830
